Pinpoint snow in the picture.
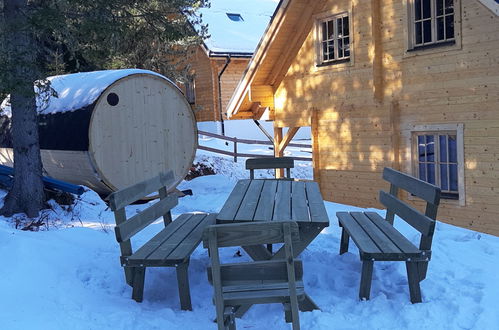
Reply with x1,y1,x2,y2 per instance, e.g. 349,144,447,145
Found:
199,0,279,54
0,69,171,116
1,152,498,329
198,119,311,140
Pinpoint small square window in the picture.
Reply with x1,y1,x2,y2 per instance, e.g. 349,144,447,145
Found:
226,13,243,22
316,13,350,66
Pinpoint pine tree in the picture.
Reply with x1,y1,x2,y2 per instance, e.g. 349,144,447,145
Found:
0,0,208,218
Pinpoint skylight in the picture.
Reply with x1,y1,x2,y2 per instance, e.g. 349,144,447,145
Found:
226,13,243,22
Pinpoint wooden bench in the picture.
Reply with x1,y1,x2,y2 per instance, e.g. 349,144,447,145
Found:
246,157,294,179
108,171,216,310
336,167,441,303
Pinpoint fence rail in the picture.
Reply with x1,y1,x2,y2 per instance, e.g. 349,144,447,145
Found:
198,130,312,162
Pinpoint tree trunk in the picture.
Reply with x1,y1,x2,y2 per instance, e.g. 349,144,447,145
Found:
1,0,45,217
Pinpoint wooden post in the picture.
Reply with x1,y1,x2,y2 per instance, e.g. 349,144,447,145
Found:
234,137,238,163
311,108,321,183
274,126,283,178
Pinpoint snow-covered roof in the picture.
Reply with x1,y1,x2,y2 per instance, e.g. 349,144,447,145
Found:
0,69,170,116
199,0,279,55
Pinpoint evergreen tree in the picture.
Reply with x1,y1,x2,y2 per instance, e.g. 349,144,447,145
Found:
0,0,208,217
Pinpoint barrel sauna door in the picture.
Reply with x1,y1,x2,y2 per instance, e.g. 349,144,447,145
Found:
88,74,197,192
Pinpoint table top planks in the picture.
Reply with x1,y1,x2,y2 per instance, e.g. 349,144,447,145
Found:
217,179,329,225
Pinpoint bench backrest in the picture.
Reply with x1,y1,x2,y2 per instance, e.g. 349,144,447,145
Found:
380,167,441,251
245,157,294,179
203,221,301,312
108,171,178,258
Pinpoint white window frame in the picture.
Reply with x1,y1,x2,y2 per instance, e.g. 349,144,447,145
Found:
406,0,461,51
315,12,351,66
411,123,465,205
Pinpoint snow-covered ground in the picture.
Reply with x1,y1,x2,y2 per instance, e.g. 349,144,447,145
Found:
0,153,498,329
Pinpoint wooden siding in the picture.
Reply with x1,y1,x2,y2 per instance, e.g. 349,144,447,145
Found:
190,47,250,122
273,0,499,235
191,48,217,122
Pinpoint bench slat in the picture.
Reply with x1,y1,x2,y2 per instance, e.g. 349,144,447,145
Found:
245,157,294,170
350,212,402,255
108,171,175,211
126,213,194,264
291,181,310,221
145,213,208,263
167,213,217,261
383,168,440,205
207,260,303,284
254,180,278,221
202,222,300,248
235,180,265,221
222,284,305,306
273,180,292,221
306,181,329,223
217,180,251,222
337,212,382,256
364,212,421,255
115,194,178,242
379,191,435,236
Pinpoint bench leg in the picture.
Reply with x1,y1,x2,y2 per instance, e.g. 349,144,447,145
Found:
359,260,374,300
124,267,134,287
406,262,422,303
224,306,236,330
284,303,301,330
176,261,193,311
339,227,350,255
132,267,146,302
417,261,429,282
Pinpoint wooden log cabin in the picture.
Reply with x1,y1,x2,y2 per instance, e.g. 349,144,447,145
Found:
226,0,499,235
182,0,278,125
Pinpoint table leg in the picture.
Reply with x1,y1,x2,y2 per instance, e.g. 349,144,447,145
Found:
242,245,272,261
234,223,327,317
272,223,326,259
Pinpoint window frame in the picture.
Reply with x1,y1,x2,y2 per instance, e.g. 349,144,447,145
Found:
405,0,462,53
315,11,352,67
185,79,196,105
410,123,465,205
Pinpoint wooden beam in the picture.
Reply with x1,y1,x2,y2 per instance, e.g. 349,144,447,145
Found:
278,127,300,154
274,126,284,178
371,0,384,103
311,108,320,183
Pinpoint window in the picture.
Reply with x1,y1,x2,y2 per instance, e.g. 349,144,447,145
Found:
226,13,243,22
317,13,350,65
185,80,195,104
410,0,455,49
412,124,464,204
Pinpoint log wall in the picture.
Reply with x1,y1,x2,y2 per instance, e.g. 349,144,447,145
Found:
273,0,499,235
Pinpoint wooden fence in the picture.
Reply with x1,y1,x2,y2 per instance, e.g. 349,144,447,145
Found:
198,130,312,162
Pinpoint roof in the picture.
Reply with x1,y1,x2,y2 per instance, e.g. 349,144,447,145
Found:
0,69,171,116
226,0,325,118
199,0,279,56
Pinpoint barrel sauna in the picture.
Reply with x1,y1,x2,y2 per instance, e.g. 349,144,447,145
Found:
0,69,197,195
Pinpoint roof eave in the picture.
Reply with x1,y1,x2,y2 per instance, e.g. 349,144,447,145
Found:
226,0,291,118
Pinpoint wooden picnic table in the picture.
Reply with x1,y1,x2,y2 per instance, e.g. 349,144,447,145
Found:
216,179,330,316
